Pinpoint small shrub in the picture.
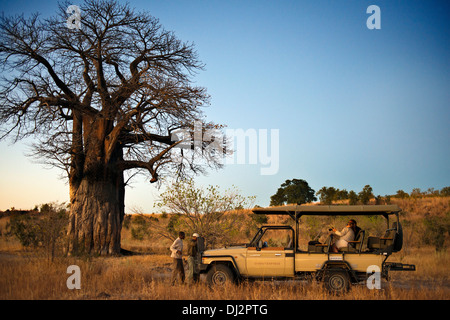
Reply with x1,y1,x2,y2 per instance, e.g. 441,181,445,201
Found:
251,214,268,225
7,203,68,260
423,212,450,252
131,215,151,241
123,214,132,230
9,214,40,248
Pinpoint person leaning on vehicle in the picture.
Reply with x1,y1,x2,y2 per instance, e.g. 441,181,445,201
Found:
186,233,199,285
170,231,185,285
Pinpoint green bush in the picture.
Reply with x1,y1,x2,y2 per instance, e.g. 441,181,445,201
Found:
251,213,268,225
8,203,68,260
423,212,450,252
9,214,40,248
130,215,151,241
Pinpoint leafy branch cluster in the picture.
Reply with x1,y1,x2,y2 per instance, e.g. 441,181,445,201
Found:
151,180,255,248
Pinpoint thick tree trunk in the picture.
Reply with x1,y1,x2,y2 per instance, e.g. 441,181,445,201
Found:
68,173,124,255
67,117,125,256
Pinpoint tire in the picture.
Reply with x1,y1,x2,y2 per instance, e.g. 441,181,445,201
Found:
206,264,235,287
324,270,350,294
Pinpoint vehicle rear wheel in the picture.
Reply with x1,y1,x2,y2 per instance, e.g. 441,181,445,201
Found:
206,264,235,287
324,270,350,294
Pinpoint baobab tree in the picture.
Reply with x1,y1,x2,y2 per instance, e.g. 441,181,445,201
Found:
0,0,225,255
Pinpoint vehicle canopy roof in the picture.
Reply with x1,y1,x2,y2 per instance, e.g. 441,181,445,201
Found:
252,204,401,219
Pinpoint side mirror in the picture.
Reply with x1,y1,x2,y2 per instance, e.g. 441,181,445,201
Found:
257,240,263,251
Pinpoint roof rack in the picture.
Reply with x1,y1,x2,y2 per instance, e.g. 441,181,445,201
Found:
252,204,401,219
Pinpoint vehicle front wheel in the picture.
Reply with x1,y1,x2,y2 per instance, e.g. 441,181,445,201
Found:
206,264,235,287
324,270,350,294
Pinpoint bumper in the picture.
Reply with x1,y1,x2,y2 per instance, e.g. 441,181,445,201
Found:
384,262,416,271
199,263,209,273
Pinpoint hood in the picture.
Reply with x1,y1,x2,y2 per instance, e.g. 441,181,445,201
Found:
202,245,246,256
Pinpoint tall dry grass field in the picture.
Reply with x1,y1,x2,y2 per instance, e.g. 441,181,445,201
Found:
0,250,448,300
0,197,449,300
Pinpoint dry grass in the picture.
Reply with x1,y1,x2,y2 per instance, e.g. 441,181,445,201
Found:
0,197,449,300
0,247,448,300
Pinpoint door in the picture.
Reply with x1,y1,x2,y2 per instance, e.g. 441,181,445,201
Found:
245,227,295,277
246,247,286,277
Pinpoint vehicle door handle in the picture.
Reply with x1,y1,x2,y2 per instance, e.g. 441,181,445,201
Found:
275,253,282,256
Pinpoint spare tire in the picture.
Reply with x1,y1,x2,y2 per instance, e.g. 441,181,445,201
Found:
392,221,403,252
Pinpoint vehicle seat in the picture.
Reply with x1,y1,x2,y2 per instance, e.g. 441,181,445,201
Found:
340,230,365,253
311,235,332,253
367,228,396,251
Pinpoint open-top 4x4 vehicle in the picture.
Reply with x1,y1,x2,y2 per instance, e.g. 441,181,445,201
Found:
198,205,415,293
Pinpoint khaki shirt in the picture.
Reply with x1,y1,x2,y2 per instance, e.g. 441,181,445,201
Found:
186,239,198,257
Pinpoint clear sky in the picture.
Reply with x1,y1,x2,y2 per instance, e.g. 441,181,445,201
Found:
0,0,449,212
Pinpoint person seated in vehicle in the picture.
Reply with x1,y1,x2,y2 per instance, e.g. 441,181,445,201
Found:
352,221,362,248
329,219,357,253
282,234,293,249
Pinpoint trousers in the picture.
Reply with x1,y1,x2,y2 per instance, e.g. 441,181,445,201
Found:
171,258,185,284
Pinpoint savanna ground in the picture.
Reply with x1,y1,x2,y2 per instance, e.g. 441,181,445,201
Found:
0,197,449,300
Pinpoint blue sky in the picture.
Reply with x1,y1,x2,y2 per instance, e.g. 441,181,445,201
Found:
0,0,449,211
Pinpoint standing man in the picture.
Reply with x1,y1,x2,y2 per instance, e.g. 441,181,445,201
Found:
170,231,185,285
186,233,199,285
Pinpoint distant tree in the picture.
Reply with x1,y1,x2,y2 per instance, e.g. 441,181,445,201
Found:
270,179,316,206
270,188,286,206
316,187,350,205
316,187,337,205
395,190,409,199
374,195,383,205
410,188,423,198
426,188,438,196
385,195,391,204
336,189,349,200
348,191,358,205
440,186,450,197
358,185,374,205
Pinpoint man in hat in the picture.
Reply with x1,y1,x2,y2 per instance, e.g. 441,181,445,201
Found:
186,233,199,285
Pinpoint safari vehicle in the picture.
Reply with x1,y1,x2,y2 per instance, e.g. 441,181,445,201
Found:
198,205,415,293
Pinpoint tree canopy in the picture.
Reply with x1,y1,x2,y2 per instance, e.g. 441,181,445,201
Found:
0,0,225,254
270,179,317,206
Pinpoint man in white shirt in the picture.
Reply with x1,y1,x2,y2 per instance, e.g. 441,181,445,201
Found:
170,231,185,284
330,220,356,253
